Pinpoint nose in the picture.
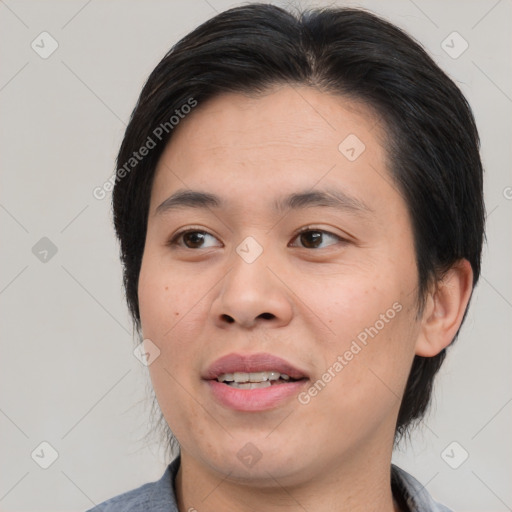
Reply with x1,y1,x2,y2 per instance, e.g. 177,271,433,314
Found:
211,248,294,330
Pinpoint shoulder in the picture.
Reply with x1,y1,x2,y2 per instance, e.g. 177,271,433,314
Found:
85,457,180,512
391,464,453,512
85,480,156,512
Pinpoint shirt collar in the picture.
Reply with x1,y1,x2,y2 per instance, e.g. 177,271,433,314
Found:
145,457,452,512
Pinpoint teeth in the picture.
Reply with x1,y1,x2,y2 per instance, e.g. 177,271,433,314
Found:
234,372,249,383
217,371,291,384
228,381,272,389
248,372,266,382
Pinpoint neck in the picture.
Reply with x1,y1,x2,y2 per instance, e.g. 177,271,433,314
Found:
175,444,401,512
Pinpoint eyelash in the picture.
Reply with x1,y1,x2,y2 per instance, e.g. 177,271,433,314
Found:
167,226,346,250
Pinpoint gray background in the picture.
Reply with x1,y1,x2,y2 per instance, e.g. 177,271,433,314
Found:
1,0,511,510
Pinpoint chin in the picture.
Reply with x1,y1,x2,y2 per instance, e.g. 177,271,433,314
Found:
196,438,307,485
219,459,306,487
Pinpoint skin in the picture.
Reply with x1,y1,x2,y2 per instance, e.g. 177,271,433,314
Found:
138,85,473,512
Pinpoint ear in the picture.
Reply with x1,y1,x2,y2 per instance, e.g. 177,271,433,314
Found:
415,259,474,357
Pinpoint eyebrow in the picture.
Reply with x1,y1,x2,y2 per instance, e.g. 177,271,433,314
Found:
155,187,373,216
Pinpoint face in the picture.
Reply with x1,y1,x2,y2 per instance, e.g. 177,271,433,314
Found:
138,85,422,486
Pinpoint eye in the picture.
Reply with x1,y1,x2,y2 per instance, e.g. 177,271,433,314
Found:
289,228,345,249
168,227,345,250
168,229,222,249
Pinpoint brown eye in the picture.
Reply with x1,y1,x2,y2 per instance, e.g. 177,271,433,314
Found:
299,231,323,248
183,231,207,248
170,230,222,249
290,229,343,249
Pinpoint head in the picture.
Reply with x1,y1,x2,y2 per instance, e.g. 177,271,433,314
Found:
112,4,484,478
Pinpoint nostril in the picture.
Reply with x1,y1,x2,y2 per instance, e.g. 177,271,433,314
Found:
258,312,274,320
221,314,235,323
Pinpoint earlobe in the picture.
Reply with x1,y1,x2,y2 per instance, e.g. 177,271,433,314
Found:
415,259,474,357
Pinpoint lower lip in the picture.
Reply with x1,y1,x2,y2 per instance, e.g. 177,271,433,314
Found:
206,379,308,412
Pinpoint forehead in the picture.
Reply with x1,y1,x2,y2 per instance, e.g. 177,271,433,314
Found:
150,86,399,218
166,86,383,155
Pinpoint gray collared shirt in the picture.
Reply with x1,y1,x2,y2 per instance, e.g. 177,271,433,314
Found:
86,456,452,512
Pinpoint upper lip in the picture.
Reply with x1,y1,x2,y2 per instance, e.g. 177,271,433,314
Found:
203,353,309,380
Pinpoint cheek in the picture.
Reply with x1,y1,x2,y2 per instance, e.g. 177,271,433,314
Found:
290,256,418,398
289,261,405,340
138,253,200,339
137,254,210,388
138,255,209,438
298,299,418,448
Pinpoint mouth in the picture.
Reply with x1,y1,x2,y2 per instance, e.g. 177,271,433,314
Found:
203,352,309,411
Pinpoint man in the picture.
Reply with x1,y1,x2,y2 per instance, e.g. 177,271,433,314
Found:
89,4,484,511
